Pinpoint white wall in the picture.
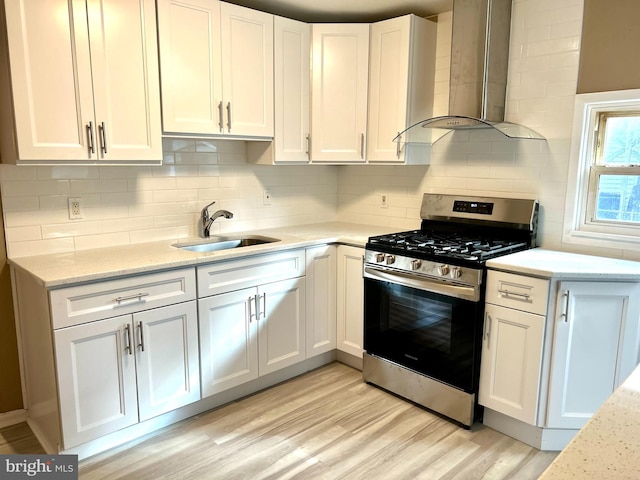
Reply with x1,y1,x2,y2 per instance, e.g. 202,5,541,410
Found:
2,0,638,261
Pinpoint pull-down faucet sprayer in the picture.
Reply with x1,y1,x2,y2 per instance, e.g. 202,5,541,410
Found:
199,201,234,238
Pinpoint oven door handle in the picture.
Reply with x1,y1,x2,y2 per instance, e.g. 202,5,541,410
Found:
364,265,479,302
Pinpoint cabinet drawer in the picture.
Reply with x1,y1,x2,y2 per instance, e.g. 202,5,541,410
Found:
197,249,305,297
50,268,196,329
486,270,549,315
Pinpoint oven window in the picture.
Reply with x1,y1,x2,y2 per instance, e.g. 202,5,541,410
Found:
389,290,452,354
364,278,483,392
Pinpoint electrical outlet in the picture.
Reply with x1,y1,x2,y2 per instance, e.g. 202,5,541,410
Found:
68,197,83,219
263,189,272,206
381,193,388,208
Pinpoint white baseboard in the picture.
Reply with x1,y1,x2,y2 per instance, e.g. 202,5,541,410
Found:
0,409,27,429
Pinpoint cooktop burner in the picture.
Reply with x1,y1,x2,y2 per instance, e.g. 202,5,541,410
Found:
367,230,528,263
365,194,539,268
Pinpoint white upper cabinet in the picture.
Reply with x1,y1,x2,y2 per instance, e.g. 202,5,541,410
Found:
156,0,222,135
274,16,310,162
0,0,162,164
157,0,274,137
367,15,436,164
311,24,370,163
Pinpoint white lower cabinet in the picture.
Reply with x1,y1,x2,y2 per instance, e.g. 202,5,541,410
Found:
305,245,337,357
54,301,199,449
336,245,365,357
481,267,640,449
198,251,306,397
546,281,640,429
479,303,544,424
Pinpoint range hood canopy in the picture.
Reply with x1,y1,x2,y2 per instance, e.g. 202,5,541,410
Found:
395,0,544,145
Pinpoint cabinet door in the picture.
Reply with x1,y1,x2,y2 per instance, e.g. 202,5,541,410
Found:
311,24,369,162
199,288,258,397
336,245,364,357
546,281,640,429
157,0,223,134
54,315,138,449
274,16,310,162
367,15,436,163
258,277,306,375
3,0,95,161
87,0,162,161
305,245,337,357
135,302,200,422
220,3,274,137
479,303,544,425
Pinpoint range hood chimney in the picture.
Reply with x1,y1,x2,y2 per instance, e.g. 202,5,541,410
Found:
396,0,543,145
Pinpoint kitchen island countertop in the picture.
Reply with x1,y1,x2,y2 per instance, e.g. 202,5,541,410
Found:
538,361,640,479
8,222,394,288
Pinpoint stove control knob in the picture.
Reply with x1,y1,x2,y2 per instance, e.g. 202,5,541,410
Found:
411,259,422,271
375,253,385,263
450,266,462,279
437,264,450,276
385,255,396,265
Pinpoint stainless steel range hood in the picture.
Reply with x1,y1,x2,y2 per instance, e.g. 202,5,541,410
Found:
395,0,544,145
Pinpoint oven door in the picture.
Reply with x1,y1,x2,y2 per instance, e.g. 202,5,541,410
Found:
364,266,484,393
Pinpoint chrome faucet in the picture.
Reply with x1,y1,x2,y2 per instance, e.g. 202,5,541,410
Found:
199,201,234,238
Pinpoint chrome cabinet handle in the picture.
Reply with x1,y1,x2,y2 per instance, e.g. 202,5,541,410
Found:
484,313,492,348
218,101,224,133
248,295,257,322
98,121,107,154
124,324,133,355
259,292,266,320
137,321,145,352
114,292,149,305
560,290,570,322
360,133,365,159
396,132,401,159
306,134,311,158
498,288,531,299
226,102,232,132
86,122,95,155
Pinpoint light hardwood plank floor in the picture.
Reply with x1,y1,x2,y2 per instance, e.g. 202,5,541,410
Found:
1,363,557,479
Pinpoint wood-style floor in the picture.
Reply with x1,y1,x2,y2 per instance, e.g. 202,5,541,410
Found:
0,363,557,479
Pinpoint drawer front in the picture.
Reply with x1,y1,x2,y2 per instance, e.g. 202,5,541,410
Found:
197,249,305,297
50,268,196,329
486,270,549,315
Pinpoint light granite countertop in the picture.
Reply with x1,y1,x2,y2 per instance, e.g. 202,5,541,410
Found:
486,248,640,280
8,222,395,288
538,362,640,479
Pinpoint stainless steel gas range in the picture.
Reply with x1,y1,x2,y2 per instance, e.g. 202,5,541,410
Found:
363,193,539,427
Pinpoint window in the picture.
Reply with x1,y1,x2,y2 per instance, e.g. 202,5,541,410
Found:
565,89,640,248
587,112,640,225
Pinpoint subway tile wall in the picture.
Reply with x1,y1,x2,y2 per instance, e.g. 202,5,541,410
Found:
0,140,337,257
3,0,634,261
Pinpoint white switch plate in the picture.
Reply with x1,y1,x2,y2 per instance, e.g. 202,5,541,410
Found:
263,189,272,206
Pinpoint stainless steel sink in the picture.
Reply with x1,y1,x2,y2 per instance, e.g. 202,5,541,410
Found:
172,235,280,253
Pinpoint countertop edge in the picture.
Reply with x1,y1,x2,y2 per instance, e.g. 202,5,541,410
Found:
7,222,393,289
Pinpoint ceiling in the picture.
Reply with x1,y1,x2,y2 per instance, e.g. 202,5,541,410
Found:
222,0,453,22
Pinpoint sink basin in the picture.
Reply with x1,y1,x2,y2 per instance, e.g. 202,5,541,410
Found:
173,235,280,253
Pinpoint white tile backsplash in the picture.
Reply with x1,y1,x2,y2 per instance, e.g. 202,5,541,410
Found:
0,139,337,257
2,0,636,261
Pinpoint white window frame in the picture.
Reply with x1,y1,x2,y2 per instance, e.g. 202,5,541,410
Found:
564,89,640,249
